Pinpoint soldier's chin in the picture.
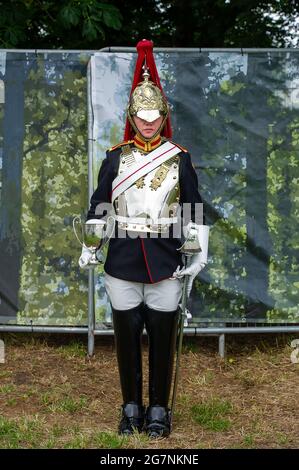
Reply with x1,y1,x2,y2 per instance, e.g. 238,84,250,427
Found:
141,129,154,137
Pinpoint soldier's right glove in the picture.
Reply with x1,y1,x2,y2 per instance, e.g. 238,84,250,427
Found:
171,223,210,296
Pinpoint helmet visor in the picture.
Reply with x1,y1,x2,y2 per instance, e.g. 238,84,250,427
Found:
136,109,161,122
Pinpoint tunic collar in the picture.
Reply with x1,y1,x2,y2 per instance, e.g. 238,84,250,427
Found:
134,134,162,152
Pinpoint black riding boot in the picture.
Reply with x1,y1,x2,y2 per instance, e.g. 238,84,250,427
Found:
112,302,145,435
144,305,179,438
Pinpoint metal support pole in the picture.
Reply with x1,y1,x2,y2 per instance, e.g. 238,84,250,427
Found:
1,47,298,53
219,334,226,359
87,61,95,358
1,325,299,335
0,326,89,333
87,268,95,357
97,47,299,53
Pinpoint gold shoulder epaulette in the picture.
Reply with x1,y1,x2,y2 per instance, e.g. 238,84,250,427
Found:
170,141,188,153
109,140,134,152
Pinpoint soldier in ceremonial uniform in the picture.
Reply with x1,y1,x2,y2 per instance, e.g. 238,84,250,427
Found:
79,40,209,438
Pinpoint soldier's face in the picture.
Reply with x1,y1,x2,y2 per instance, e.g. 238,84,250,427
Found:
133,115,163,139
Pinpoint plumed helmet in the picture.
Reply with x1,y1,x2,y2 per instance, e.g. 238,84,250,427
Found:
124,39,172,141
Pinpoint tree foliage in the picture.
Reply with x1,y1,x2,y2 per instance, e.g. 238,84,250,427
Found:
0,0,122,48
0,0,298,49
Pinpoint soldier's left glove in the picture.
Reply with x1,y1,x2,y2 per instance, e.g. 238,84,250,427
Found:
171,223,210,297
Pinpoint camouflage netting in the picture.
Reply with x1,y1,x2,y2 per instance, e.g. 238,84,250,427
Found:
0,52,89,325
1,50,299,326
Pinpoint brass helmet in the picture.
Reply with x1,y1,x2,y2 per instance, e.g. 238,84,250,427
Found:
127,66,169,140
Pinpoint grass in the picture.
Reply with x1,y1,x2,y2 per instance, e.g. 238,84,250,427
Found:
0,384,16,394
187,370,215,387
243,434,255,447
276,432,289,446
40,392,88,413
0,416,43,449
191,398,233,432
0,371,12,379
0,416,148,449
92,431,125,449
63,434,90,449
57,341,87,359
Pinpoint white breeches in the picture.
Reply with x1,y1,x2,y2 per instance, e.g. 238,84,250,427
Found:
104,272,183,311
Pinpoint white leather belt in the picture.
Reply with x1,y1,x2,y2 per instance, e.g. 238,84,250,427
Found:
114,215,178,233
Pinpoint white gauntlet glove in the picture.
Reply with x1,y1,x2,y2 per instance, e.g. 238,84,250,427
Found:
78,219,106,269
172,223,210,297
78,244,94,269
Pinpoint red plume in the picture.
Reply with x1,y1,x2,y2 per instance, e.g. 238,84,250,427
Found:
123,39,172,141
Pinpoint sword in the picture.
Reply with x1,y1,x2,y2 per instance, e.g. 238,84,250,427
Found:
170,253,192,426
